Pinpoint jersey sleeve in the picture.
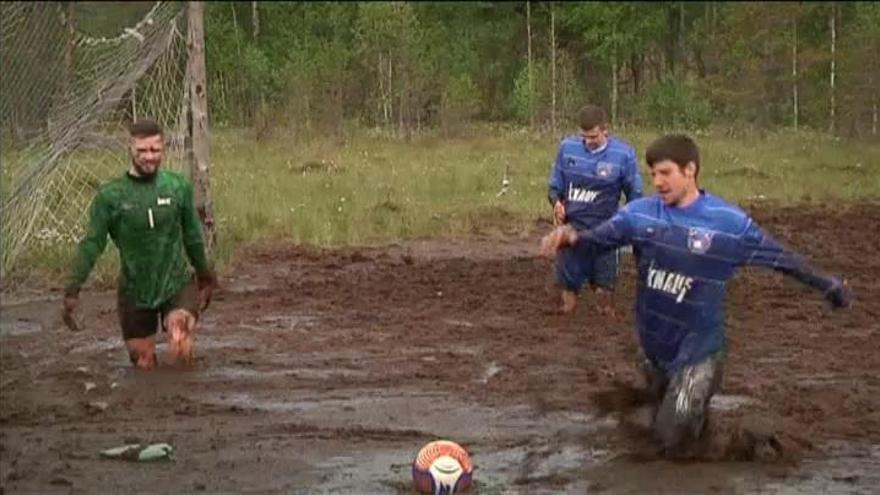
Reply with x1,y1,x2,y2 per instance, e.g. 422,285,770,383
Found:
547,144,566,205
622,147,643,203
66,191,112,296
180,179,211,275
738,218,841,295
572,207,636,257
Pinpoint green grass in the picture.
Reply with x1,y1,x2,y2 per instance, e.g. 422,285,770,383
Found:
3,124,879,289
210,124,879,250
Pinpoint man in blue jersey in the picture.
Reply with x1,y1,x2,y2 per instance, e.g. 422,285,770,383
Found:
548,105,643,315
540,134,852,458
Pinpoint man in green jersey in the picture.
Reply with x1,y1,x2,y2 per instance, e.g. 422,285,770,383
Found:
62,119,217,370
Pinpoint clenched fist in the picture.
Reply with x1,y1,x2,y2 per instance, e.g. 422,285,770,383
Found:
540,225,579,258
553,200,566,226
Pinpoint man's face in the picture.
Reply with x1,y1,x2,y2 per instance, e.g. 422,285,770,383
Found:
650,159,695,206
130,134,164,177
580,125,608,151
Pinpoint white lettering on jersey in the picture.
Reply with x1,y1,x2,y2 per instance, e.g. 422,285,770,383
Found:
647,262,694,303
567,183,599,203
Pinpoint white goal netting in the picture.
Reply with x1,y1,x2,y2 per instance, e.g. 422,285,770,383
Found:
1,1,189,288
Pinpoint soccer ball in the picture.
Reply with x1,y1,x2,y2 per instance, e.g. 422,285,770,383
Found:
412,440,473,494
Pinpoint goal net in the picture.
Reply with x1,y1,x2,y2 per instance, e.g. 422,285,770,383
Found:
1,1,188,289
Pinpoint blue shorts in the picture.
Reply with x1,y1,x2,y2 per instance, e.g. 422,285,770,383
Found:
556,246,619,292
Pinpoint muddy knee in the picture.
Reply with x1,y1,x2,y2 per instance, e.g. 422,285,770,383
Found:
654,356,721,454
127,343,157,370
654,394,708,453
165,309,195,337
165,309,196,364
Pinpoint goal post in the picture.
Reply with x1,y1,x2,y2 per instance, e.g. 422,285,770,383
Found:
0,1,214,289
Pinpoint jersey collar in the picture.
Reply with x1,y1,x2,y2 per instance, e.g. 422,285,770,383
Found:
583,139,609,155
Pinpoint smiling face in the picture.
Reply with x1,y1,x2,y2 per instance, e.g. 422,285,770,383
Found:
650,159,697,207
129,134,164,177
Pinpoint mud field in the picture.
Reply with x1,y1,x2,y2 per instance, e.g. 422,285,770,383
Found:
2,203,879,494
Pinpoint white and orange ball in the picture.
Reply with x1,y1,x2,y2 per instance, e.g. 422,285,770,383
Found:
412,440,473,494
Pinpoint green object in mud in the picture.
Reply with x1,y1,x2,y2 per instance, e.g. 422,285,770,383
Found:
100,443,174,462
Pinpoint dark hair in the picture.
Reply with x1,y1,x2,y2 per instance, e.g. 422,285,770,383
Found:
129,118,163,138
577,105,608,131
645,134,700,179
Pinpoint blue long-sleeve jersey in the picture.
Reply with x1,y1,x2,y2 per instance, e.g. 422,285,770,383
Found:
548,135,643,230
572,191,845,374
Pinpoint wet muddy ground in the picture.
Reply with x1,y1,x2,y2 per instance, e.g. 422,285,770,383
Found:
2,203,879,494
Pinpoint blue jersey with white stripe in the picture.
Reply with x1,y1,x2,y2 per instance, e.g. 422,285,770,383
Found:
572,191,843,374
548,136,643,230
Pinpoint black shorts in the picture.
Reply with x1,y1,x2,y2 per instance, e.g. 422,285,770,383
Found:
117,279,200,340
556,246,619,292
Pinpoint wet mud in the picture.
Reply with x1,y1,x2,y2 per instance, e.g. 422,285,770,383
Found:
1,202,879,493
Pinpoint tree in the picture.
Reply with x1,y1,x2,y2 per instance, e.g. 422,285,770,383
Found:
792,5,800,131
549,1,557,132
563,2,664,124
355,2,422,134
829,1,837,133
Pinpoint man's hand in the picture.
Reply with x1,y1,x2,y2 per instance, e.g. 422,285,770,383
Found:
62,294,81,331
540,225,578,258
197,271,218,312
553,200,566,226
826,280,853,309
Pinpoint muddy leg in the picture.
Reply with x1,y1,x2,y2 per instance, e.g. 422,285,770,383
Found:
165,309,197,367
654,354,723,459
560,289,578,314
125,336,158,370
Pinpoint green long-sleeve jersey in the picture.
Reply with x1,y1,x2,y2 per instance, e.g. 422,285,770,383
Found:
66,169,211,309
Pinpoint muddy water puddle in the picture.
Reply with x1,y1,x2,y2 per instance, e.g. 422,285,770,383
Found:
190,377,878,494
202,388,615,493
0,319,42,337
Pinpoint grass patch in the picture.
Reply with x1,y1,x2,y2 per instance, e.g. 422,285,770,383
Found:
3,124,878,288
210,125,879,250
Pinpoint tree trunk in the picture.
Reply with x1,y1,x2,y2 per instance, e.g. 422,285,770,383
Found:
550,2,556,133
712,1,717,32
696,2,708,78
630,53,641,95
527,1,534,128
50,1,76,141
666,7,677,76
694,45,706,79
252,1,259,40
704,1,710,33
873,82,878,136
679,1,686,76
377,55,383,126
187,1,215,251
131,86,137,121
792,17,798,131
63,2,75,98
388,57,393,131
829,2,836,134
611,48,618,126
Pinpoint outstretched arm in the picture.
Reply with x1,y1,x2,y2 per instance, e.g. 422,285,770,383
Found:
739,220,851,308
541,208,635,258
